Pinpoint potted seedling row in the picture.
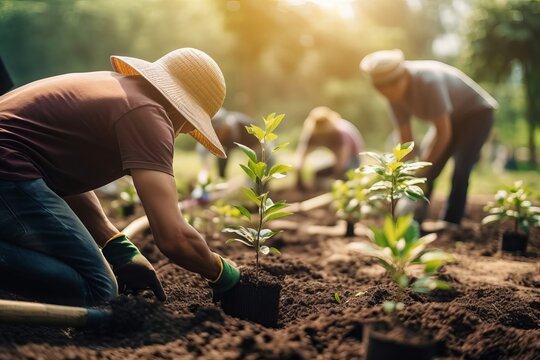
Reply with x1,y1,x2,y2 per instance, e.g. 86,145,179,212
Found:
350,142,454,360
219,113,292,327
482,181,540,254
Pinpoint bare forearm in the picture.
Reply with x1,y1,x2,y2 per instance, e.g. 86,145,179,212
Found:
155,225,220,280
63,191,119,247
131,169,221,281
422,114,452,173
423,133,450,169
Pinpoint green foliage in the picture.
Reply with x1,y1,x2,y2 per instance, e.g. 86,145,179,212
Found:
0,0,452,149
482,181,540,236
349,214,453,294
331,169,374,222
463,0,540,167
351,142,453,313
358,142,431,217
334,292,342,304
224,113,292,277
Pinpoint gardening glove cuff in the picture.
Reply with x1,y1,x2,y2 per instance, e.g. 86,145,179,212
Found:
208,254,240,294
102,234,141,270
103,234,166,301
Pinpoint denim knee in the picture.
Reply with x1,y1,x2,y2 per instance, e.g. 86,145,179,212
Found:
86,270,119,306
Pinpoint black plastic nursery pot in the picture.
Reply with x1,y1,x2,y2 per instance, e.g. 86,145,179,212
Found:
501,230,528,254
121,204,135,217
364,322,435,360
345,220,356,237
219,268,282,328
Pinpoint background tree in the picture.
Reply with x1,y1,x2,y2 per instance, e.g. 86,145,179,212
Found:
463,0,540,168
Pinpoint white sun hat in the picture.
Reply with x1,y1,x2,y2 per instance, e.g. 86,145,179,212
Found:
111,48,227,158
359,49,405,86
305,106,341,135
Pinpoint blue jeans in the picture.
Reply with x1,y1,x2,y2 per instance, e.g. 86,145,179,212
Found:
0,179,117,306
420,109,494,225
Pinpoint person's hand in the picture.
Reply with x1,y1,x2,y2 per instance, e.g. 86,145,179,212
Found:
208,254,240,301
114,254,166,301
102,234,166,301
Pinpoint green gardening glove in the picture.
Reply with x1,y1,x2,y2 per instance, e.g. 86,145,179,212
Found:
102,234,166,301
209,254,240,297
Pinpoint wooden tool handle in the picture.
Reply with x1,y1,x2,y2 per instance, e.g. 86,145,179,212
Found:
0,299,110,328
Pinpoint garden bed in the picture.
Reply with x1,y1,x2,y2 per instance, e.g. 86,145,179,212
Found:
0,195,539,359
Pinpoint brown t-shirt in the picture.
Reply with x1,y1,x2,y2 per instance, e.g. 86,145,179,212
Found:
0,71,177,196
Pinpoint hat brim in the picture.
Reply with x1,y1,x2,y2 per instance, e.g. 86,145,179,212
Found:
111,55,227,159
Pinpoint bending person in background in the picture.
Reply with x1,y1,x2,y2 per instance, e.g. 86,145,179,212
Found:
196,108,259,181
360,49,497,230
294,106,364,191
0,48,239,306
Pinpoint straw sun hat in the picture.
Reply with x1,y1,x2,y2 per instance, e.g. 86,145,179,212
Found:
359,49,405,86
111,48,227,158
305,106,341,135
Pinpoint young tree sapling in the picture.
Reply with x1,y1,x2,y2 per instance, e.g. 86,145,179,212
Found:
350,142,454,312
482,180,540,252
331,169,374,236
223,113,292,282
483,180,540,235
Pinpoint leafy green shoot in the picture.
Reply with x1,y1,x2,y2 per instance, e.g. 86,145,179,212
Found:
358,142,431,221
351,142,454,313
331,169,375,223
334,292,342,304
482,180,540,236
223,113,292,282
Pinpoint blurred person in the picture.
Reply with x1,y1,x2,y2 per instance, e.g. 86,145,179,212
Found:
360,49,497,230
196,108,260,181
294,106,364,191
193,108,273,203
0,48,239,306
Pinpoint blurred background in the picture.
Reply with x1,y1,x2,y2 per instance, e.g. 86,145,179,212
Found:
1,0,538,194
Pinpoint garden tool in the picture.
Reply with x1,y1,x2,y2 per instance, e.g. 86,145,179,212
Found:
0,299,111,328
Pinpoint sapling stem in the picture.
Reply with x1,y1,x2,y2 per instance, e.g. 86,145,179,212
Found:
254,137,268,283
223,113,292,287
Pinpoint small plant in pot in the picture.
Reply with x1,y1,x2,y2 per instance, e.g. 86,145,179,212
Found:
482,180,540,254
219,113,292,327
331,170,373,237
350,142,454,360
111,181,139,218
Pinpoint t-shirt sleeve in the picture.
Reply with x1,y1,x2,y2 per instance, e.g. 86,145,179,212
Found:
422,77,453,119
114,105,175,176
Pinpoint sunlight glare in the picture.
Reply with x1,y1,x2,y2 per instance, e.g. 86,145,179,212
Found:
286,0,356,19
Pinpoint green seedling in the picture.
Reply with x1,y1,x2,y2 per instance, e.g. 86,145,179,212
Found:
482,180,540,236
353,142,453,313
334,292,342,304
331,169,374,223
223,113,292,281
349,214,453,311
358,141,431,219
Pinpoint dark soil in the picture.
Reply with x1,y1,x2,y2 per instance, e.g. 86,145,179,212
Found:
0,195,539,359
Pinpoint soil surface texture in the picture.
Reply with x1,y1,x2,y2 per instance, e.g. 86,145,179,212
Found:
0,194,539,359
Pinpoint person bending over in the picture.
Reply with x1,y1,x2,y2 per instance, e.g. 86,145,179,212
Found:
294,106,364,191
0,48,239,306
360,49,497,229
